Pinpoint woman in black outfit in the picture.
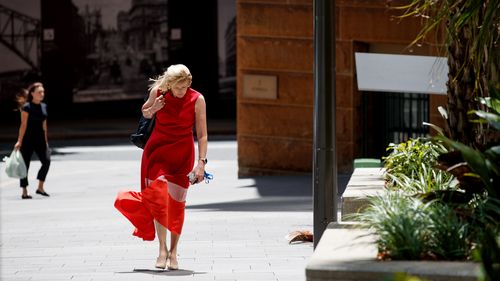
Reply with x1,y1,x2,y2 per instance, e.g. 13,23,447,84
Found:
14,82,51,199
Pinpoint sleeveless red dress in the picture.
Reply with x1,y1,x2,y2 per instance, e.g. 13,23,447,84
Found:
115,88,201,241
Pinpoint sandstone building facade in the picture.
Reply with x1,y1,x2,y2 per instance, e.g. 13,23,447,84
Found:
236,0,447,175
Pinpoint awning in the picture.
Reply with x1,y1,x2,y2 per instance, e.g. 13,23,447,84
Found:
354,52,448,95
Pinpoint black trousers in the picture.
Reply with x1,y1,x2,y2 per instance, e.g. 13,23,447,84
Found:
19,138,51,188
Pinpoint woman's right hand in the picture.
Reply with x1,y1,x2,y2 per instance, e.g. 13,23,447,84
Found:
150,95,165,113
14,141,21,150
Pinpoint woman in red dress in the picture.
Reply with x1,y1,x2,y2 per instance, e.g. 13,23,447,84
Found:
114,64,208,270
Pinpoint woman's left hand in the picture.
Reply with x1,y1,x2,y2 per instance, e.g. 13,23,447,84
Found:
191,164,205,184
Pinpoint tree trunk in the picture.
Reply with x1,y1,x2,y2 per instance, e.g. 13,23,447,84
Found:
445,2,477,146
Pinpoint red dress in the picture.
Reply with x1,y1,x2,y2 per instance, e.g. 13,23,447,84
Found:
114,88,201,241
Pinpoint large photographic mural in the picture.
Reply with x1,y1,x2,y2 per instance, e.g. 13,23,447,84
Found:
0,0,235,115
68,0,168,102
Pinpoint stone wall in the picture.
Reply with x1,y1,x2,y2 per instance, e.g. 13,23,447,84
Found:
237,0,314,176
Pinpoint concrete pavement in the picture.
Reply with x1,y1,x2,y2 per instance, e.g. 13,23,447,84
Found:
0,139,315,281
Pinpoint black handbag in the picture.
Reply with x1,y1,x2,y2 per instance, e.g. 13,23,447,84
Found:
130,115,155,149
130,90,165,149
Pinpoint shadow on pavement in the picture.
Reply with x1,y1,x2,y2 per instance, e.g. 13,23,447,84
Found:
187,174,351,212
119,269,201,276
188,196,313,212
243,175,312,197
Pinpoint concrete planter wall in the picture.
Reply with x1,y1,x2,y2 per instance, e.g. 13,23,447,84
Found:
306,223,479,281
306,168,480,281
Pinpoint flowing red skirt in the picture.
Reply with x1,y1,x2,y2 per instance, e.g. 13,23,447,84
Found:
114,179,185,241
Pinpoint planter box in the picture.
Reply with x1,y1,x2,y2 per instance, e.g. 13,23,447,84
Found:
305,222,480,281
313,168,481,280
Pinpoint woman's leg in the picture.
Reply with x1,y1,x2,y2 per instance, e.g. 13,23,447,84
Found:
168,232,180,269
165,181,186,270
154,220,168,268
19,143,33,199
38,181,45,192
21,187,30,198
34,143,50,195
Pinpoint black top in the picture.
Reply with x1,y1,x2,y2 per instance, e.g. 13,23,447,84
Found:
22,102,47,140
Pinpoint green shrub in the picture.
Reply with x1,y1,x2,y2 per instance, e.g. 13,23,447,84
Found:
384,138,447,177
383,138,453,192
355,191,471,260
385,163,456,194
355,192,430,260
426,202,471,260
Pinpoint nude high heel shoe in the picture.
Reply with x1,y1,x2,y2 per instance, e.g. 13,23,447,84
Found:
167,254,178,270
155,256,167,269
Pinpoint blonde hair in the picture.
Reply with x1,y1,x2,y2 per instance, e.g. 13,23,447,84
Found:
149,64,192,92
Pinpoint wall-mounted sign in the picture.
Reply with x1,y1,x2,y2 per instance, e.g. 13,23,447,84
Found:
242,74,277,99
43,28,54,41
170,28,182,40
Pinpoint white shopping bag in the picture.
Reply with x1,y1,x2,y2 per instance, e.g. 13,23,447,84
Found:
3,149,27,178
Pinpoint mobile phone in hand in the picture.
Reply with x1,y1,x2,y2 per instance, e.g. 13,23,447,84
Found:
188,172,196,184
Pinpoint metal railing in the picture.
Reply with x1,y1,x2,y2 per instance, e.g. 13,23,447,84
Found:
362,91,429,158
385,92,429,144
0,4,41,70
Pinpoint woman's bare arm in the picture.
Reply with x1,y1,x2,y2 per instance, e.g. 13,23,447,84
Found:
142,87,165,118
193,95,208,183
43,120,48,144
14,111,28,149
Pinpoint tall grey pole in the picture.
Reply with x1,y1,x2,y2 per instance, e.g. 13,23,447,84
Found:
312,0,337,248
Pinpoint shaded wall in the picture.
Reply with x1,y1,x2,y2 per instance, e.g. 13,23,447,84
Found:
168,0,219,117
41,0,86,115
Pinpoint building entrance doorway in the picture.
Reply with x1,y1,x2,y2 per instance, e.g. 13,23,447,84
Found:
361,91,430,159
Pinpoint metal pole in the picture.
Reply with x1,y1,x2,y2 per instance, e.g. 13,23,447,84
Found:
312,0,337,249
